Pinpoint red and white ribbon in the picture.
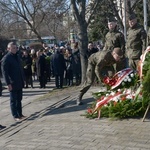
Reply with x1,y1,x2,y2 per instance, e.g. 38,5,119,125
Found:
138,46,150,79
111,68,133,90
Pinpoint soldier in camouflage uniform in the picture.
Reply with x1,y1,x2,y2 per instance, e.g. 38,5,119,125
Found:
76,47,123,105
126,13,147,70
103,18,126,72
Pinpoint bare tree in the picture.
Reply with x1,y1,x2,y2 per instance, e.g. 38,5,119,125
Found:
0,0,69,41
70,0,101,83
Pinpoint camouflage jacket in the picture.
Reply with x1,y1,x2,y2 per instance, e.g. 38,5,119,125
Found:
126,23,147,60
88,51,116,81
103,28,125,54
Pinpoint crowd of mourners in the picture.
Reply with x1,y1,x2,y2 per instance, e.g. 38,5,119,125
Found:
0,41,101,94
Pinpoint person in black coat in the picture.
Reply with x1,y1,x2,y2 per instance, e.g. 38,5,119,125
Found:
87,42,98,58
22,51,33,88
72,43,81,85
36,50,46,88
1,42,26,121
51,48,66,88
65,49,74,86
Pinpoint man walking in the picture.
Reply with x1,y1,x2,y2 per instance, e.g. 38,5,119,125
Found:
1,42,26,121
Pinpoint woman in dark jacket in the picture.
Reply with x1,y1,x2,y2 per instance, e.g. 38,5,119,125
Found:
36,50,46,88
22,51,33,88
72,43,81,85
65,49,74,86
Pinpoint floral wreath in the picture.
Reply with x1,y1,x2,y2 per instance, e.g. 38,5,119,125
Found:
84,47,150,119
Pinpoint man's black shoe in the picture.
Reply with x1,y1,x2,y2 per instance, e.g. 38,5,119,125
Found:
76,92,84,106
0,125,6,130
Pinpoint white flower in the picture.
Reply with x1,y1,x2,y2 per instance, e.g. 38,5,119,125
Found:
123,90,126,94
122,82,125,86
124,78,127,82
106,94,109,97
111,92,115,96
117,89,121,92
130,73,134,78
128,78,132,82
113,97,119,102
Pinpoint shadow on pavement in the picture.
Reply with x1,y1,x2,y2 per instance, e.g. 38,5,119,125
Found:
44,97,94,116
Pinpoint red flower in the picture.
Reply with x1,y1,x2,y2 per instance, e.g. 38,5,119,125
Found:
114,101,117,106
103,77,110,84
97,99,100,102
87,108,93,114
100,96,105,100
121,96,126,101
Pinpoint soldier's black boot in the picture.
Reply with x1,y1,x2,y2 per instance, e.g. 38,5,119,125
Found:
76,92,84,106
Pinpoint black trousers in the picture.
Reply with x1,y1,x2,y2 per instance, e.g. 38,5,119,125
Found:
55,74,64,88
10,89,23,118
39,76,46,88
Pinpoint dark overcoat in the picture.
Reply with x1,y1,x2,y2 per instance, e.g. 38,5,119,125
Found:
51,50,66,76
36,55,46,77
1,52,24,90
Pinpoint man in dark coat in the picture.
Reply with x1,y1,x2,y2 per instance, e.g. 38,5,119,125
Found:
1,42,26,121
51,48,66,88
126,13,147,70
76,47,123,105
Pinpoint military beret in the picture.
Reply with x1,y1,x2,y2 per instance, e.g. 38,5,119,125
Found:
129,13,137,20
108,17,117,23
113,47,123,57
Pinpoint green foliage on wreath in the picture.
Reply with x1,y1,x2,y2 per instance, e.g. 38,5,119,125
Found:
142,52,150,107
84,98,145,119
107,99,144,119
83,52,150,120
92,91,110,100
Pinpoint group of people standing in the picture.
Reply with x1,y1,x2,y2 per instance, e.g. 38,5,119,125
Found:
0,41,83,126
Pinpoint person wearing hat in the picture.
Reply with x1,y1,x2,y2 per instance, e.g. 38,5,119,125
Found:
103,17,126,72
76,47,123,105
126,13,147,70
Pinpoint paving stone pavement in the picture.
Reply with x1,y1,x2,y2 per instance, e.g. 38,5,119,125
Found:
0,78,150,150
